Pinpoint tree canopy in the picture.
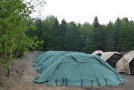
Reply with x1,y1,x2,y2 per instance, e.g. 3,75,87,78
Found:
0,0,41,68
26,16,134,54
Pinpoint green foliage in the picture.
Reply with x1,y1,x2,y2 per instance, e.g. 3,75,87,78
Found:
105,22,114,51
113,18,121,51
58,19,67,50
93,16,105,50
118,18,134,51
42,16,60,50
0,0,40,68
78,22,94,53
65,22,80,51
29,16,134,53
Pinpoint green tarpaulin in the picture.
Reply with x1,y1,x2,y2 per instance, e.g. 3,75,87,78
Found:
32,51,64,67
33,51,84,73
32,51,127,86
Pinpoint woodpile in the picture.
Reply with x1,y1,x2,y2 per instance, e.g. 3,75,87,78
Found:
106,53,123,68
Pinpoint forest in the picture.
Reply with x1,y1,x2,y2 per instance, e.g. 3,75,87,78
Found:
26,16,134,53
1,0,134,68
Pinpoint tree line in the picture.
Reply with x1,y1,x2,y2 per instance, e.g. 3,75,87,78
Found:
26,16,134,54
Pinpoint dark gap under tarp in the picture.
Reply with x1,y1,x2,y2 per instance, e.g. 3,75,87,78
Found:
129,58,134,75
107,53,123,68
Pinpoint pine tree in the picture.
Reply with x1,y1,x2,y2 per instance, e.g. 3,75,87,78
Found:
105,22,114,51
59,19,67,50
92,16,105,51
113,18,121,51
42,16,60,50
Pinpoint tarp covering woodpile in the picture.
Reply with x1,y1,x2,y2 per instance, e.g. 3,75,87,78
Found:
32,51,84,68
32,51,64,67
33,51,84,73
32,51,127,86
100,52,123,68
92,50,104,56
116,50,134,74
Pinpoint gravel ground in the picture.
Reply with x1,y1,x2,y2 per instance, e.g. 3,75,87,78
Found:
0,51,134,90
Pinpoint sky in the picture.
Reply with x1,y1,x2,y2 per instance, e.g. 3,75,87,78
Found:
31,0,134,24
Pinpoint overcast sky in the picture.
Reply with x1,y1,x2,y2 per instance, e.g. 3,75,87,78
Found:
32,0,134,24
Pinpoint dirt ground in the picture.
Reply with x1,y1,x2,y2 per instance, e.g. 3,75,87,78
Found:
0,51,134,90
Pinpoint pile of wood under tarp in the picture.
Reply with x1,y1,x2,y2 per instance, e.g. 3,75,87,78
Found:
106,53,123,68
129,58,134,74
99,52,123,68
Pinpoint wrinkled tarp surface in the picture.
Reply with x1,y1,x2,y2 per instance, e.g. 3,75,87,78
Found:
32,51,127,86
32,51,84,68
32,51,64,67
33,51,84,73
